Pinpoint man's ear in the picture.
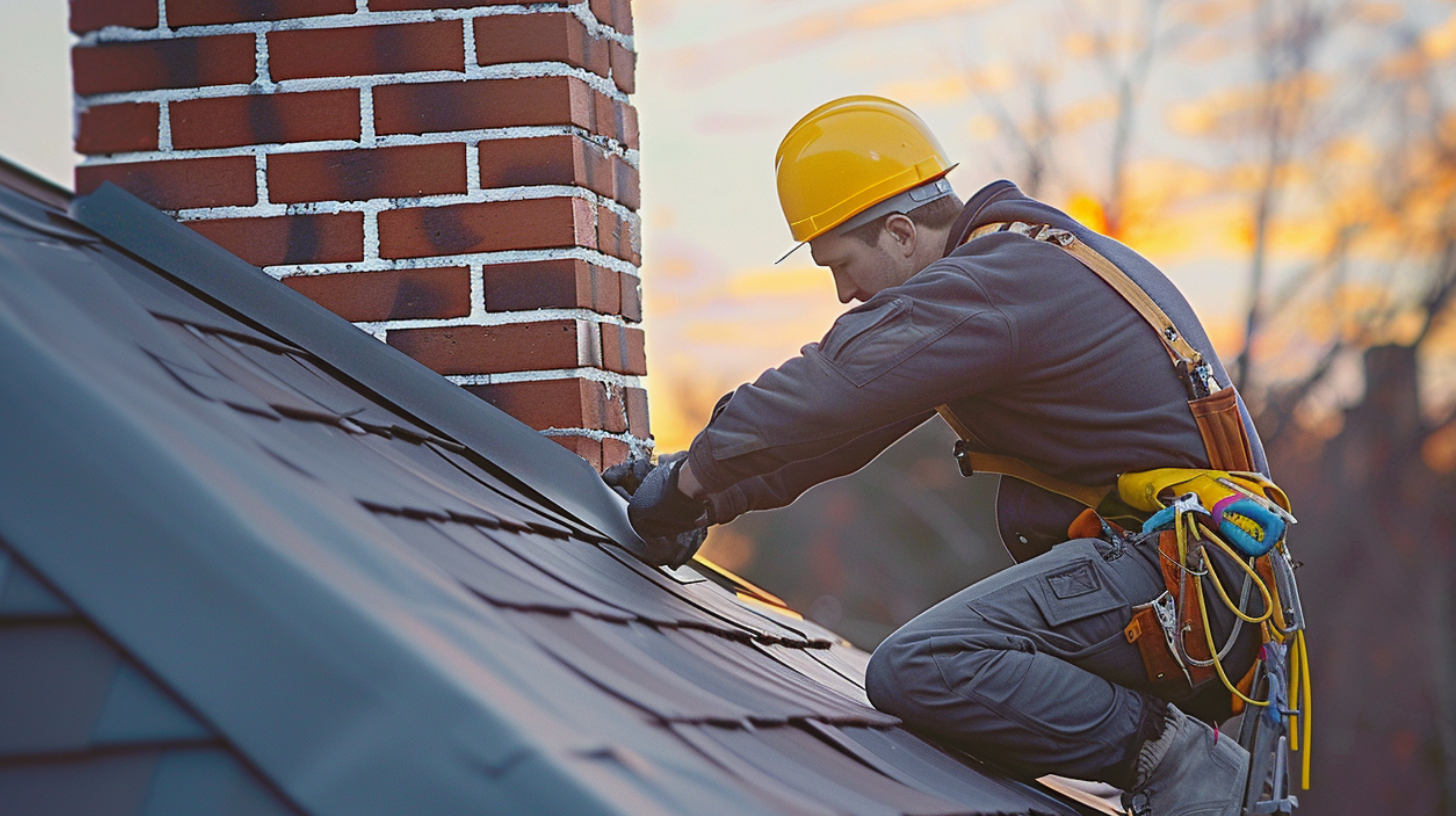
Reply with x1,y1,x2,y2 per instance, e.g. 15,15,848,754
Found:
883,214,917,257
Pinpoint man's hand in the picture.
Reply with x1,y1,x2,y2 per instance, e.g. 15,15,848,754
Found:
602,457,654,500
620,455,710,568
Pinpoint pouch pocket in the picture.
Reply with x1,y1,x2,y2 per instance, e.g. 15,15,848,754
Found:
820,298,908,359
1031,559,1126,627
1189,387,1254,471
819,297,937,387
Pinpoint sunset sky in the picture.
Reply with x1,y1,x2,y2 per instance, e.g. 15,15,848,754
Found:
3,0,1452,450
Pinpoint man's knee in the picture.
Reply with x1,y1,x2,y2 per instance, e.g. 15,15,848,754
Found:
865,629,949,720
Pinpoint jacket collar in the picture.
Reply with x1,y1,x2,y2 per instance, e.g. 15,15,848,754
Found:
942,179,1026,256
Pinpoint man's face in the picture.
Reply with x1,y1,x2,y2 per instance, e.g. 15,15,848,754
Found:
808,228,913,304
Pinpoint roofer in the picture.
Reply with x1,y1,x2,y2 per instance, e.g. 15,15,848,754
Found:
607,96,1309,816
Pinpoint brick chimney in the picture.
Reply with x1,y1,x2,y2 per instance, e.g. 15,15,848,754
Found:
70,0,648,471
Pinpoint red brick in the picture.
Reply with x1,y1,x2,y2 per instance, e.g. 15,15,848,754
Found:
171,90,360,150
601,437,632,470
268,144,466,204
551,435,603,471
70,0,158,34
588,91,639,149
619,98,640,150
283,267,471,321
374,76,593,136
620,272,641,322
588,0,613,29
387,320,588,375
185,213,364,266
616,0,634,34
595,205,639,264
474,13,609,77
169,0,355,27
465,378,628,433
625,386,649,437
588,0,634,34
378,197,594,259
609,41,636,95
72,36,256,96
76,156,257,209
600,323,646,375
483,258,621,314
371,0,567,8
612,155,640,210
478,135,617,200
76,103,159,155
268,21,464,81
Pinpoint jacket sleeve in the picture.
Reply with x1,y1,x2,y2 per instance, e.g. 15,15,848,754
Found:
703,411,932,524
686,263,1017,497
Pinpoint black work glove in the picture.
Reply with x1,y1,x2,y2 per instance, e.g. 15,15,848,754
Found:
602,456,655,500
626,456,710,569
602,450,688,500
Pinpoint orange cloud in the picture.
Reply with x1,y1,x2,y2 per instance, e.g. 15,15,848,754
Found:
1422,8,1456,60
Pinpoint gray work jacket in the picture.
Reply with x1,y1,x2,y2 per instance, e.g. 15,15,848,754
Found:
686,180,1267,561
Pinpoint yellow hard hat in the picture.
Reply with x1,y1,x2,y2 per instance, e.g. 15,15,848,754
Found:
775,95,956,243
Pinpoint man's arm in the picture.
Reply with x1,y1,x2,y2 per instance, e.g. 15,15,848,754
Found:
684,265,1014,499
682,411,932,519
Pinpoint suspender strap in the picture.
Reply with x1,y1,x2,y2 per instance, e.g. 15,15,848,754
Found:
938,221,1213,509
971,222,1205,368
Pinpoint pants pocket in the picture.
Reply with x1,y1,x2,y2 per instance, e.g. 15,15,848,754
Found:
1030,557,1130,656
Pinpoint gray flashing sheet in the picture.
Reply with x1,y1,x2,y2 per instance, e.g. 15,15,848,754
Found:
0,548,75,619
70,182,645,554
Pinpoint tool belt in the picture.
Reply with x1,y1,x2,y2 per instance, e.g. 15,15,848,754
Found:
937,221,1312,791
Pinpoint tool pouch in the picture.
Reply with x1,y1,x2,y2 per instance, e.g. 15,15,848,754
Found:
1124,604,1190,695
1189,387,1255,471
1122,531,1218,696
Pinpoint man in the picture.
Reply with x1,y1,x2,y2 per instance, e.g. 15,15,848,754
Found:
611,96,1263,816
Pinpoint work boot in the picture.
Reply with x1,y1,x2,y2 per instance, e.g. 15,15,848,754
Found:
1122,703,1249,816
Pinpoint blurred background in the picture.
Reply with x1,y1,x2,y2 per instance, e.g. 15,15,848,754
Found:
632,2,1456,811
3,0,1453,811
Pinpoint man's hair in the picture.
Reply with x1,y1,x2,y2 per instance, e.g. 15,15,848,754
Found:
841,195,963,246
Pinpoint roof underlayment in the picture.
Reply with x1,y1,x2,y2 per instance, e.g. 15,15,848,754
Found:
0,161,1087,816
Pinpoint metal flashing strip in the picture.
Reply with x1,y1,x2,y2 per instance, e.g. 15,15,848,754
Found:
0,158,74,212
71,182,644,555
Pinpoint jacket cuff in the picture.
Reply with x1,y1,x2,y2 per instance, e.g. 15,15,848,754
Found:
686,434,733,496
705,483,749,526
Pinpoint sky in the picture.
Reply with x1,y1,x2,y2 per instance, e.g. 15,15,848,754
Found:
4,0,1453,450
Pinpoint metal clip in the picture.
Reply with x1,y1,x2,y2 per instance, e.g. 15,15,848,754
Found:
1170,491,1209,518
1150,591,1193,687
1040,227,1076,247
1217,477,1298,526
952,440,976,478
1270,549,1306,633
1177,358,1211,400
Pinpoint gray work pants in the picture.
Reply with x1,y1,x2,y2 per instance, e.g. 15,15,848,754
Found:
865,535,1257,787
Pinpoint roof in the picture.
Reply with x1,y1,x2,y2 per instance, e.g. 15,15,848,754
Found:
0,158,1087,816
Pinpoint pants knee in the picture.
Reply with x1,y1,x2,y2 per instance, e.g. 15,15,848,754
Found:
865,631,935,718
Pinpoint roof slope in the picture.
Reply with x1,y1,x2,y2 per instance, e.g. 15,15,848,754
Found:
0,162,1084,816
